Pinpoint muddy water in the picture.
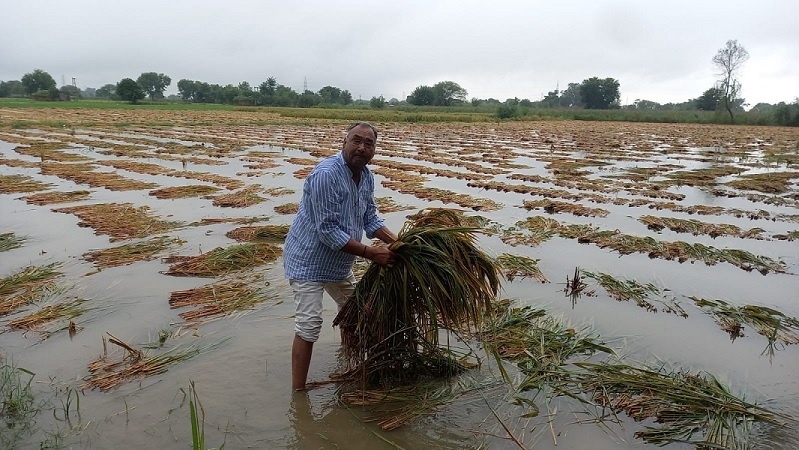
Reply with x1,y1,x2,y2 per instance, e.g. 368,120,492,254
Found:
1,121,798,449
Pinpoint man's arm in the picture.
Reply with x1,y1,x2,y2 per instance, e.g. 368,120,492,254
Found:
373,226,398,245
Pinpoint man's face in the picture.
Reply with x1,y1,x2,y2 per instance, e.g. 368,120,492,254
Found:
342,124,377,171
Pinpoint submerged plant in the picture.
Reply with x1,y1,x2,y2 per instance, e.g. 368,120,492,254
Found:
691,297,799,351
583,271,688,317
495,253,549,283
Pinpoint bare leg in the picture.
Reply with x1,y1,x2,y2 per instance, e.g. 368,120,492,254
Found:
292,335,314,391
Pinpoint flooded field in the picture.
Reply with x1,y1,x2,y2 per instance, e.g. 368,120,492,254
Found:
1,107,798,449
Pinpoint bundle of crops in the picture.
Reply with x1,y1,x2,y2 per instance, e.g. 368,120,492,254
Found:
333,208,501,386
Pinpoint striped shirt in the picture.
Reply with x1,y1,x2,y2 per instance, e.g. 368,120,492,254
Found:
283,152,385,282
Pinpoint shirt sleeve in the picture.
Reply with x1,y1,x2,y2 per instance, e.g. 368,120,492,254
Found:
308,170,351,250
363,171,385,238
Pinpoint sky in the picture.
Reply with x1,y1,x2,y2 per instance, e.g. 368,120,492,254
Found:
2,0,797,106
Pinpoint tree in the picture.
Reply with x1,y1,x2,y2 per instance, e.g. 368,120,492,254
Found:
579,77,620,109
713,39,749,123
559,82,583,108
177,79,196,101
431,81,467,106
116,78,145,103
340,90,353,105
695,87,722,111
136,72,171,101
21,69,57,95
408,85,435,105
370,95,386,109
318,85,342,104
59,85,81,99
0,80,25,97
96,84,117,99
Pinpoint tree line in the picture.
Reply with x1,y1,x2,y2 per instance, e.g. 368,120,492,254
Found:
1,40,796,126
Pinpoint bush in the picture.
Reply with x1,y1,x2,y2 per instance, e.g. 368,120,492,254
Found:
496,104,519,119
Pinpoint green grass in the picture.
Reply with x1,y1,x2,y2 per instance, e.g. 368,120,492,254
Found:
2,97,788,125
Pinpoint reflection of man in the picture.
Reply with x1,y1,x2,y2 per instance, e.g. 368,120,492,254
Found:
284,122,397,391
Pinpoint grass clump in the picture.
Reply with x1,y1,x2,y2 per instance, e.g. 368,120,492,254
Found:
273,202,299,214
208,185,266,207
333,208,501,386
7,298,89,337
163,243,282,277
0,363,38,449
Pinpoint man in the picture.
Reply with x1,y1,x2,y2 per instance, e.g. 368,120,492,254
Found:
283,122,397,391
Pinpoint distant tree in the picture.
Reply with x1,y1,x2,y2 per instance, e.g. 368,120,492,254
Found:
540,90,560,108
388,97,399,106
408,85,435,105
0,80,26,97
630,99,661,110
370,95,386,109
193,82,212,103
431,81,467,106
82,87,96,98
713,39,749,123
559,82,583,108
318,85,342,104
273,84,299,107
298,90,321,108
59,85,81,99
580,77,620,109
340,90,353,105
773,99,799,127
116,78,145,104
177,79,195,101
695,87,723,111
136,72,171,101
496,104,519,119
95,84,117,99
21,69,57,95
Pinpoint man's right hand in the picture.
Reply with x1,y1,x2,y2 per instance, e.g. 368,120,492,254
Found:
365,246,395,267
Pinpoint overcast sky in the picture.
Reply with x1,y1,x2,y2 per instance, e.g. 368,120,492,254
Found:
2,0,797,106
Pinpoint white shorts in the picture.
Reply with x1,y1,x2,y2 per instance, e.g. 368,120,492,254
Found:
290,273,356,343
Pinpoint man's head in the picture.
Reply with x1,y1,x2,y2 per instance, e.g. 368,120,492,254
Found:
342,122,378,173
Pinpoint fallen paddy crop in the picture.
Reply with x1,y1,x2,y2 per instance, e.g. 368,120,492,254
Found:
40,162,158,191
0,263,62,316
82,333,225,392
495,253,549,283
582,271,688,317
7,298,89,337
273,202,298,214
20,190,92,205
690,297,799,346
638,215,760,239
522,199,609,218
208,185,266,207
52,203,182,241
0,174,51,194
224,225,290,242
82,236,185,269
149,184,220,199
0,232,25,252
162,242,282,277
562,362,790,448
169,278,280,324
374,196,414,214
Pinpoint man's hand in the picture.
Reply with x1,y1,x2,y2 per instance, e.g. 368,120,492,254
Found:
364,246,395,267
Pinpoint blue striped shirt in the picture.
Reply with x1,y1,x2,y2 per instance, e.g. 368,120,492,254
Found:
283,152,385,281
